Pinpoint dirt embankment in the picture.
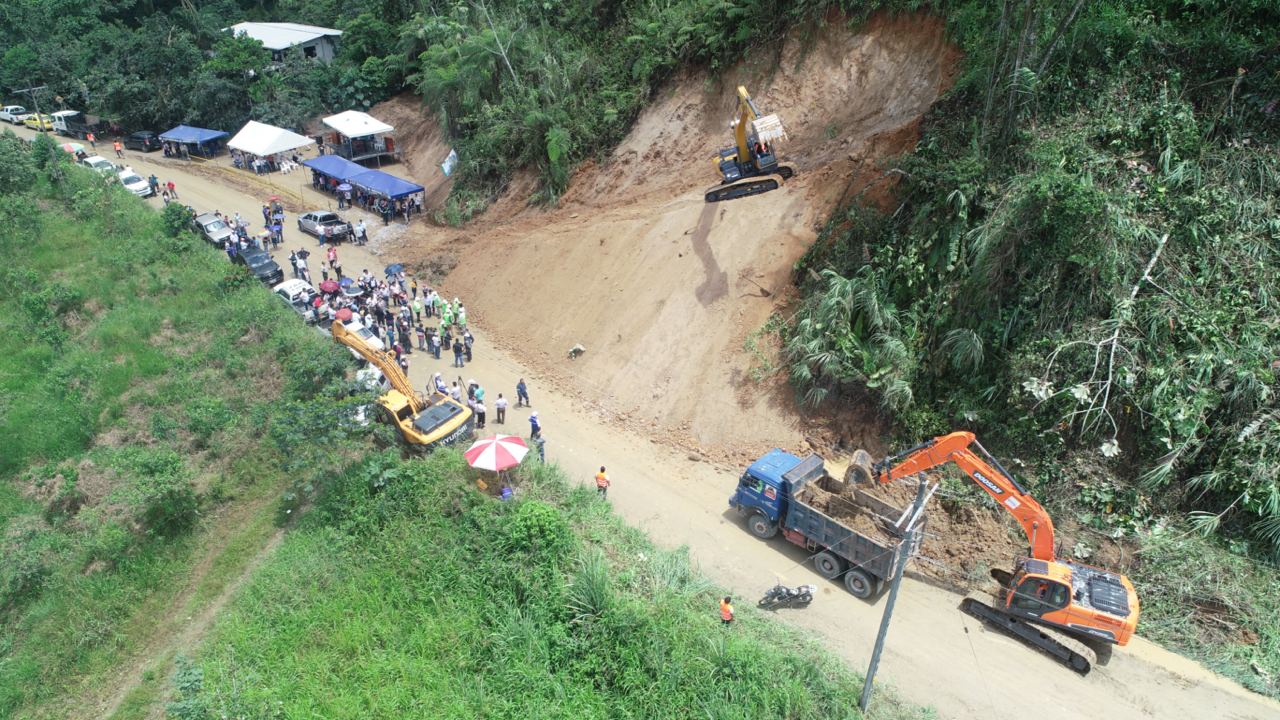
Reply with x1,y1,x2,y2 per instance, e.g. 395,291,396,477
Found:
393,13,960,465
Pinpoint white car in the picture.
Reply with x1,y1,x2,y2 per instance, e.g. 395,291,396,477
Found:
79,155,117,176
344,320,385,352
272,279,319,323
0,105,31,124
117,170,152,197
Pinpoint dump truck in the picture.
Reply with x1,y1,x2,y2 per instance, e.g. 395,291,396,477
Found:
729,450,925,598
50,110,111,139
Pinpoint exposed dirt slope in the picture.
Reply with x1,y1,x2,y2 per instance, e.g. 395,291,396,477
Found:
366,94,455,210
406,13,959,461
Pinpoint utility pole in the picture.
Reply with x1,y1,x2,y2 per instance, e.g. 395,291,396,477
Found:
859,475,928,714
14,85,48,134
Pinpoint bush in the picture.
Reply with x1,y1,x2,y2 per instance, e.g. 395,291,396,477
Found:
506,500,575,563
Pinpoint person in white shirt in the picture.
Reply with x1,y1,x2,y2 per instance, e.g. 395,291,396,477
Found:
494,393,508,424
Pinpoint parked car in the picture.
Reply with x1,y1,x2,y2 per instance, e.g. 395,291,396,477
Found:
191,212,234,247
23,114,53,131
79,155,118,176
297,210,352,241
117,169,152,197
0,105,31,124
343,320,385,352
122,131,160,152
232,247,285,286
272,279,320,323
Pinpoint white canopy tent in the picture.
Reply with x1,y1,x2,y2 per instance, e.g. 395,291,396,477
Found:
322,110,393,139
228,120,314,157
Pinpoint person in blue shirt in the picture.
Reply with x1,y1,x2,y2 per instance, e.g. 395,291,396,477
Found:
529,411,541,440
516,378,530,408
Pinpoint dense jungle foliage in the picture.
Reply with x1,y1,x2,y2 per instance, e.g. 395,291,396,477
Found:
790,1,1280,558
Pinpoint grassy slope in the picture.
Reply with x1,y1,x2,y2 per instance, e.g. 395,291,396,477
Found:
172,453,931,720
0,134,349,718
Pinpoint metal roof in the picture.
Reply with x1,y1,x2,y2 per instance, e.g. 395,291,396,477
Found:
226,22,343,51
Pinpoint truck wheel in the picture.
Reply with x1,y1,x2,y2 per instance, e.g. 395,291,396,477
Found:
813,551,846,580
844,568,877,599
747,512,778,539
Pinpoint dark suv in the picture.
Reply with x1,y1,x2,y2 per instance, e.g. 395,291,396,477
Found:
123,131,160,152
232,247,285,286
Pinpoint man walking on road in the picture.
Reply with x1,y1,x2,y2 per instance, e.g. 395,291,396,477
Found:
529,411,541,440
595,467,610,498
166,180,178,199
113,140,123,158
720,597,735,626
494,393,507,424
516,378,530,408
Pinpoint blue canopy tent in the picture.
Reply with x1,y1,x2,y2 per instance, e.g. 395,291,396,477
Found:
301,155,367,182
350,170,425,200
158,125,229,157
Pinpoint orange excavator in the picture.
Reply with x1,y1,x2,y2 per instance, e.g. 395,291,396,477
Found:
849,431,1140,674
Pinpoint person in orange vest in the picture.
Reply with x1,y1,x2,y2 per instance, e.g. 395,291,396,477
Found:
720,596,734,626
113,140,123,158
594,466,610,498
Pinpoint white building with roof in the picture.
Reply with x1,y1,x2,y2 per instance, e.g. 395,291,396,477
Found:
226,22,343,62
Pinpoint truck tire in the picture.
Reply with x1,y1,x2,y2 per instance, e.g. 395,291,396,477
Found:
746,512,778,539
844,568,877,599
812,551,846,580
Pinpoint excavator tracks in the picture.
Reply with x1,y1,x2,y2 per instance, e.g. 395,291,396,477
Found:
704,166,795,203
961,596,1097,675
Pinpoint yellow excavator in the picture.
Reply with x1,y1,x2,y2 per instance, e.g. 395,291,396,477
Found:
332,321,474,452
705,86,794,203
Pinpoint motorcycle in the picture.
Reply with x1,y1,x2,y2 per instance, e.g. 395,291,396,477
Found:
757,583,816,611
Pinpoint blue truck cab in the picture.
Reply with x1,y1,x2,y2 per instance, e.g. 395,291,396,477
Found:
729,449,816,538
729,449,923,599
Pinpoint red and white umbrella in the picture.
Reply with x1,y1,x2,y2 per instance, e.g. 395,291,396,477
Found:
464,434,528,472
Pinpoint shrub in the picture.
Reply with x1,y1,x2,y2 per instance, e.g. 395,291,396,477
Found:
506,500,574,563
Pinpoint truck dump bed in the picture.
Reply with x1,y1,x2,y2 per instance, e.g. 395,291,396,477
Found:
783,462,926,581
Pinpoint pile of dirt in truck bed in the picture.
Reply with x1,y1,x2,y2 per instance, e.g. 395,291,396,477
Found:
798,480,901,547
857,476,1025,590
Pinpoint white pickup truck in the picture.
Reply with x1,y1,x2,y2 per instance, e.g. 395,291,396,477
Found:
0,105,32,124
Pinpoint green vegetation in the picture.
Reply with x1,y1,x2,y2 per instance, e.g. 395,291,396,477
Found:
787,0,1280,694
167,451,929,720
0,131,365,718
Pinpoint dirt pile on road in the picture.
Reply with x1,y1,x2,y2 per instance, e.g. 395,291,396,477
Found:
397,13,959,460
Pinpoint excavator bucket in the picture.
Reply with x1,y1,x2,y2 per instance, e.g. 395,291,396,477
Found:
843,449,876,487
752,115,788,144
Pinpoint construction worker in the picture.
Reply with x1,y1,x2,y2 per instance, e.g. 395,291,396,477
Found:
720,596,734,626
594,466,610,498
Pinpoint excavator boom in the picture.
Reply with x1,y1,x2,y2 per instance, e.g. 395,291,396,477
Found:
870,431,1056,560
332,321,423,412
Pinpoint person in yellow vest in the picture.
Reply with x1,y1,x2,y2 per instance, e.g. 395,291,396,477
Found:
594,466,610,498
720,596,734,626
